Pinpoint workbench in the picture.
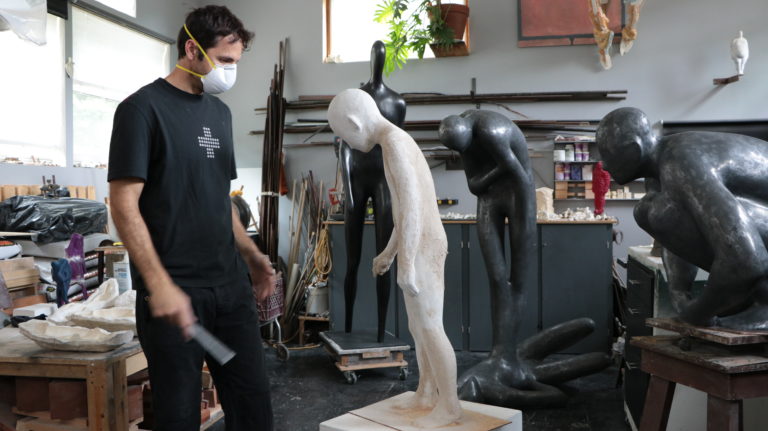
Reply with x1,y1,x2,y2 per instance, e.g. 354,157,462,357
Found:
0,327,146,431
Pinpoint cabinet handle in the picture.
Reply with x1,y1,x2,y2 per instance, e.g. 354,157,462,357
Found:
628,279,642,285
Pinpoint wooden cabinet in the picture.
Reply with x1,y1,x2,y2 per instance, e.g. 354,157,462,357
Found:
327,221,614,354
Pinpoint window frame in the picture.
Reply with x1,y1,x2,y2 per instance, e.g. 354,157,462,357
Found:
0,2,174,169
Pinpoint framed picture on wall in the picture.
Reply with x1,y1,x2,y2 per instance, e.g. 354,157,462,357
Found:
517,0,625,47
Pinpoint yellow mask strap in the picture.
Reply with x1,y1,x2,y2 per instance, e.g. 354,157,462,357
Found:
175,64,205,79
183,24,216,69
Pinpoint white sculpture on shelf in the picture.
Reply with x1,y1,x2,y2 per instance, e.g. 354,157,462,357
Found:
19,319,133,352
328,88,462,428
731,30,749,76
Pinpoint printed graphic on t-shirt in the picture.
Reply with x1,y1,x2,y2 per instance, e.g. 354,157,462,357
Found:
198,126,221,159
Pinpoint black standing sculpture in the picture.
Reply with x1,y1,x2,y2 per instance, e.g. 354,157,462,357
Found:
440,110,611,408
339,41,406,342
597,107,768,331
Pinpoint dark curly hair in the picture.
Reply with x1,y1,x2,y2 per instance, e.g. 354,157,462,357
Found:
177,5,254,60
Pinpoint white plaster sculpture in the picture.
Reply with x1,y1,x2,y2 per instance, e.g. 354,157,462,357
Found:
48,278,120,325
19,319,133,352
731,31,749,76
70,307,136,335
328,88,462,428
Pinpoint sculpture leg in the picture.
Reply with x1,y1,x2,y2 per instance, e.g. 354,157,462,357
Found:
393,337,437,410
458,197,534,397
372,182,395,342
661,248,698,315
407,263,462,428
343,192,367,333
476,200,514,359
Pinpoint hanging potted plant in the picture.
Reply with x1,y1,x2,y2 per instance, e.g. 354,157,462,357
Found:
374,0,470,75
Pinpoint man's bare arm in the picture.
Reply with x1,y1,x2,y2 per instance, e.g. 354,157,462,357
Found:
109,178,195,333
231,205,275,302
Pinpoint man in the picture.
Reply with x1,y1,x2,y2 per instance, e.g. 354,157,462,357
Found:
597,107,768,331
108,6,274,430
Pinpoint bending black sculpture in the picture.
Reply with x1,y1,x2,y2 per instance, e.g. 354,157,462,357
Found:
440,110,611,407
339,41,406,342
597,107,768,331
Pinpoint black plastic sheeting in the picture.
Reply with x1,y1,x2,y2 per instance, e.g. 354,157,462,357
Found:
0,196,107,244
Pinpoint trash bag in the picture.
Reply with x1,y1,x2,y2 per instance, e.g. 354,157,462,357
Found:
0,196,107,244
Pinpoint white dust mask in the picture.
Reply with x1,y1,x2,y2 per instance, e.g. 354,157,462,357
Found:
176,24,238,94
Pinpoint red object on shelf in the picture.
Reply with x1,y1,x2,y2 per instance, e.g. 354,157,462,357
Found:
592,161,611,215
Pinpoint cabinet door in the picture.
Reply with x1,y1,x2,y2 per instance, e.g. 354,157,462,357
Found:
467,224,539,351
328,224,396,335
396,224,464,350
540,224,612,353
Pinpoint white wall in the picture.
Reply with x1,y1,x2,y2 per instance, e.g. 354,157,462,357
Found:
217,0,767,263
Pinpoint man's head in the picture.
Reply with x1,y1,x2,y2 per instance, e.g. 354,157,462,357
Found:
177,5,253,61
438,115,472,153
596,107,655,184
175,6,253,94
328,89,384,153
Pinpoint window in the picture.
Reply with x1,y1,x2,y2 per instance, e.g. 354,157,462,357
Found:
0,14,66,166
323,0,467,64
92,0,136,18
72,7,170,168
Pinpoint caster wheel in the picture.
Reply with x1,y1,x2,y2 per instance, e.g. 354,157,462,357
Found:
276,344,290,361
399,367,409,380
344,371,358,384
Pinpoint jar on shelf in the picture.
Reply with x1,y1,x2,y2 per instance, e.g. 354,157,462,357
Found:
555,163,565,181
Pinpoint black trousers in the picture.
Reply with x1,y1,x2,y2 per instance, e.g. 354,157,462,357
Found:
135,274,273,431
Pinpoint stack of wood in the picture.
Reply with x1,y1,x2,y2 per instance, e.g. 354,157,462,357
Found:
0,185,96,201
0,375,143,431
0,257,40,313
259,39,288,264
280,173,330,337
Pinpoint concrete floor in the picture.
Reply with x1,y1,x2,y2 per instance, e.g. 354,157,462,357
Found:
210,343,630,431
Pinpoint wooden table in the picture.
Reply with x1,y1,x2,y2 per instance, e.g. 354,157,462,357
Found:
0,327,146,431
632,335,768,431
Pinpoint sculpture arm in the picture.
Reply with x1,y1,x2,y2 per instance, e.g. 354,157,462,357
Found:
469,139,529,194
387,151,422,296
372,226,398,276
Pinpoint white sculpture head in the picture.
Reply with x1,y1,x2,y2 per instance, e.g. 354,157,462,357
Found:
328,88,384,153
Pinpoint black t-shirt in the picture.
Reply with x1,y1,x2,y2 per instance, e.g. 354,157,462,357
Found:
107,78,243,287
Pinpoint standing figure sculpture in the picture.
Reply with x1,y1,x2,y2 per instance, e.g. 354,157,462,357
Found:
597,107,768,331
339,41,406,342
329,89,461,428
440,111,612,407
440,110,537,387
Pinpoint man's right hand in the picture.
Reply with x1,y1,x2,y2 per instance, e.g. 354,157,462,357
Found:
147,283,196,338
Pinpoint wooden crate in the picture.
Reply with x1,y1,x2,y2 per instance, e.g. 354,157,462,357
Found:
0,258,38,289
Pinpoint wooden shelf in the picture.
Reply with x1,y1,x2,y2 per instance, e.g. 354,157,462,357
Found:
256,90,628,112
251,119,602,135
